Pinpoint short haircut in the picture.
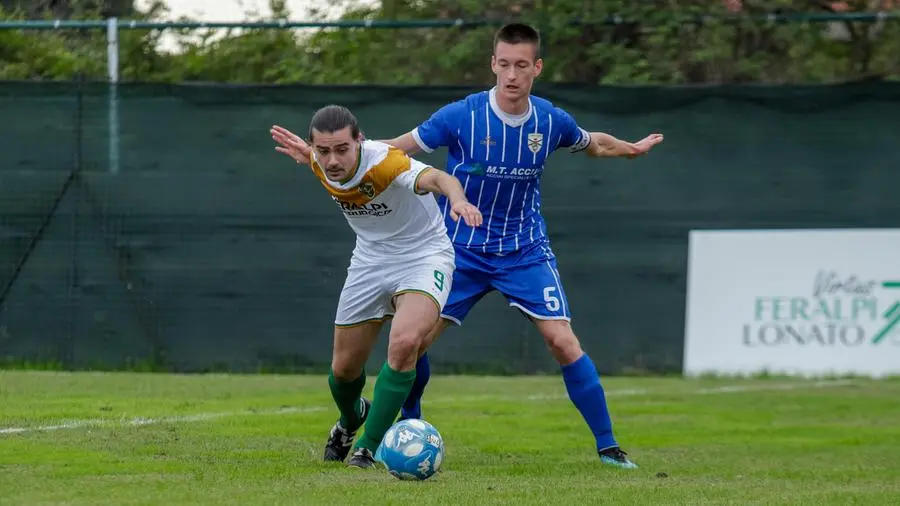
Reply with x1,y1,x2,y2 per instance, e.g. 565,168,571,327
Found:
493,23,541,59
308,105,360,141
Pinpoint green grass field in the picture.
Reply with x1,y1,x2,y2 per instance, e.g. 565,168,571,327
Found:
2,371,899,505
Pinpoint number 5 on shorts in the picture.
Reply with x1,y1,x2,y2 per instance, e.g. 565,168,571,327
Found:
543,286,560,312
434,270,445,292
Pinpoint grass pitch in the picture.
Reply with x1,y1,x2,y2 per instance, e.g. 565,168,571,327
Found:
1,371,899,505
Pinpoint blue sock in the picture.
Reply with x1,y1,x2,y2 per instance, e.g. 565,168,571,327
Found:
400,352,430,420
561,353,618,451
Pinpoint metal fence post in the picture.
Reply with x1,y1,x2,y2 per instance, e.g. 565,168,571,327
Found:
107,17,120,174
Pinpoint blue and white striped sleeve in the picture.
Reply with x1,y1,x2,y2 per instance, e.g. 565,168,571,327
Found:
412,100,466,153
554,107,591,153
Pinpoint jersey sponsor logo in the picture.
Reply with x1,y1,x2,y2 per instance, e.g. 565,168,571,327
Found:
527,133,544,154
482,164,543,180
333,197,393,217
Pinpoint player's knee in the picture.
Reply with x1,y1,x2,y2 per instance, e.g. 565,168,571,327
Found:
387,329,424,371
539,321,583,365
330,359,362,382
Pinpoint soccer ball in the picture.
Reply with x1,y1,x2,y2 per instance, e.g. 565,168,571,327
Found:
377,418,445,480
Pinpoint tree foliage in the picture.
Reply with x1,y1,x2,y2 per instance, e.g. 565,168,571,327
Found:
1,0,899,84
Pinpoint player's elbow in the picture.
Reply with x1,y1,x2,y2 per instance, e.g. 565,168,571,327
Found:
585,143,610,158
417,169,448,195
586,133,614,157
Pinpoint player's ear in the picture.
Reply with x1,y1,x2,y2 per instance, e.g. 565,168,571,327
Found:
534,58,543,77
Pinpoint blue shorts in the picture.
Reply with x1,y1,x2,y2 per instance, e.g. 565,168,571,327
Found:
441,240,571,325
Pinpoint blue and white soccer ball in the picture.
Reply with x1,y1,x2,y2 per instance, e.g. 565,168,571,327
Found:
377,418,445,481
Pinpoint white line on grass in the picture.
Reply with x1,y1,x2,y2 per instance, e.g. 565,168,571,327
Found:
0,379,855,436
694,379,856,395
0,406,325,435
518,379,855,401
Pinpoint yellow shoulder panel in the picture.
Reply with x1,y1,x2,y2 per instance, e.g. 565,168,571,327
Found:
364,146,411,192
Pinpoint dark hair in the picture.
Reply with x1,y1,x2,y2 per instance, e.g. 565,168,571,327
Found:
493,23,541,59
308,105,360,141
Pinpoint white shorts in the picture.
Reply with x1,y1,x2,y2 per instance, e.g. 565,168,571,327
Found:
334,249,455,327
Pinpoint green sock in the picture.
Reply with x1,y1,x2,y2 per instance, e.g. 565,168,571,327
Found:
354,362,416,452
328,368,366,432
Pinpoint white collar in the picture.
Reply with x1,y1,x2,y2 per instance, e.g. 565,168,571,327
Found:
489,87,533,128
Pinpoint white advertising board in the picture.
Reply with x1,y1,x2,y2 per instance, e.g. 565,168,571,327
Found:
684,229,900,378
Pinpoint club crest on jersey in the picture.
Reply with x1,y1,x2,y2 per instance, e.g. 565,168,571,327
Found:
358,182,375,199
527,133,543,154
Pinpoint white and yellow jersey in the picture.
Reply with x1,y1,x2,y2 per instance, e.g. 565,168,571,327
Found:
310,140,452,264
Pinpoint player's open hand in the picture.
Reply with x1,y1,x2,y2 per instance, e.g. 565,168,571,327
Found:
271,125,312,165
450,201,483,227
625,133,664,158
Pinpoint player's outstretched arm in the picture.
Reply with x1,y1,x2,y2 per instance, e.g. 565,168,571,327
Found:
415,169,483,227
270,125,312,165
378,132,422,156
586,132,664,159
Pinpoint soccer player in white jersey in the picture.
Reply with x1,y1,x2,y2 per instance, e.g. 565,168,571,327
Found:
270,105,482,469
379,23,664,469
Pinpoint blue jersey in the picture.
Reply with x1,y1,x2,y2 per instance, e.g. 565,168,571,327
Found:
412,88,591,254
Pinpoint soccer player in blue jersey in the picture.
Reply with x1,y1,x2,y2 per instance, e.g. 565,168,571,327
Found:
379,22,663,469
